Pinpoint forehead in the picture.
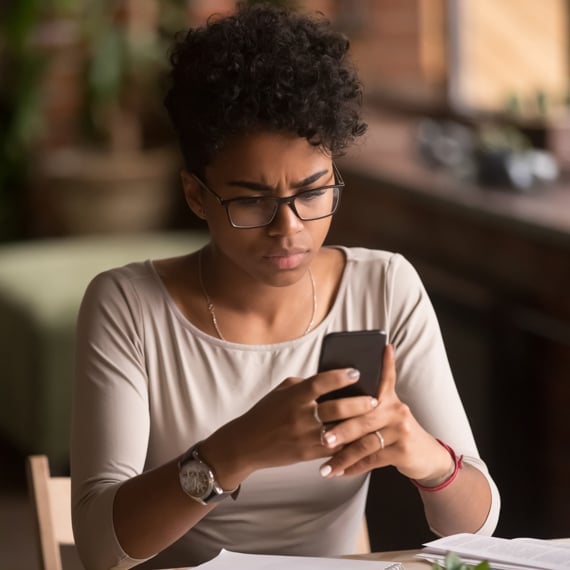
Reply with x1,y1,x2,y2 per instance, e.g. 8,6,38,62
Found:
205,130,330,181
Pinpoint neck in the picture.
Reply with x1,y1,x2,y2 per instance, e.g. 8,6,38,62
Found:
198,248,317,342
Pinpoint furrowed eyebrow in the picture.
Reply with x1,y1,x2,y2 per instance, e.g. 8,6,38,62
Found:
291,169,330,188
227,169,330,192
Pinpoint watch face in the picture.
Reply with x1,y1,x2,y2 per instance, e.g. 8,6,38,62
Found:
180,461,213,499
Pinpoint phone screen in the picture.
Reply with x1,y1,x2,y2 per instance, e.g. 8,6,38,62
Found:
317,329,386,403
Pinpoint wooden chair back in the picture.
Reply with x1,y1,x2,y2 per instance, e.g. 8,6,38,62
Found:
26,455,74,570
357,516,371,554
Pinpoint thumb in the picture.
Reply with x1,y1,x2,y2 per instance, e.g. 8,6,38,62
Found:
377,344,397,399
275,376,304,391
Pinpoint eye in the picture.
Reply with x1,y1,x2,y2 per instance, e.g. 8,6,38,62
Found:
233,196,267,207
297,188,327,202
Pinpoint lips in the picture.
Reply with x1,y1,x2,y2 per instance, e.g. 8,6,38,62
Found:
262,249,308,270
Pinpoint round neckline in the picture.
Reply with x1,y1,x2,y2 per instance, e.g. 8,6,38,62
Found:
147,245,352,349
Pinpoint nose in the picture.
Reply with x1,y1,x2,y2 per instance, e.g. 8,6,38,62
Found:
266,200,304,236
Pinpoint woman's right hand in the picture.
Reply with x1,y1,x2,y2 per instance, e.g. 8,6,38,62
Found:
198,368,378,491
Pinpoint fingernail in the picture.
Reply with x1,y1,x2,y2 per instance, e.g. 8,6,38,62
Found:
370,397,379,408
320,464,332,477
324,432,337,446
335,470,345,477
347,368,360,380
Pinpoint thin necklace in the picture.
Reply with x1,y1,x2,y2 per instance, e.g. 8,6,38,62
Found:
198,249,317,341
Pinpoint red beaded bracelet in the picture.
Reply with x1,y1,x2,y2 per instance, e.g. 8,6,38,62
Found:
410,439,464,492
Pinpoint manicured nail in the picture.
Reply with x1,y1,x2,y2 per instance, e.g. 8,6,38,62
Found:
320,464,332,477
324,432,337,446
347,368,360,380
370,398,379,408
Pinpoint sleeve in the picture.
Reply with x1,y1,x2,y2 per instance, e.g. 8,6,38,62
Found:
383,254,500,536
70,270,153,569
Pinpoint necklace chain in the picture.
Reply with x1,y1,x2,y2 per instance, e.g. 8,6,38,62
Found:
198,249,317,341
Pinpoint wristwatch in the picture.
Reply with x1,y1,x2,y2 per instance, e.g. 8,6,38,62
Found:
178,443,240,505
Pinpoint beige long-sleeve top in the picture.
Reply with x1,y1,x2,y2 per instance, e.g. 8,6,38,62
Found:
71,247,500,569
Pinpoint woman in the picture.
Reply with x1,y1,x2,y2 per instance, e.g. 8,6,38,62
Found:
71,3,500,569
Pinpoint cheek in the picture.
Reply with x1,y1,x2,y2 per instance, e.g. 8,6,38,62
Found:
208,221,262,259
309,217,333,248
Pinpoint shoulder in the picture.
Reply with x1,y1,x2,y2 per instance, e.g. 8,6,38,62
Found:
334,246,421,284
79,261,163,321
85,261,152,297
336,247,428,316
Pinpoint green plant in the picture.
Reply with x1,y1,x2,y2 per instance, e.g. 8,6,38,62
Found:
0,0,46,239
0,0,77,240
0,1,190,239
477,123,531,153
79,0,187,153
432,552,490,570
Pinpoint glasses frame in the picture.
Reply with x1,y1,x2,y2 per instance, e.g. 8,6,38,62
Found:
192,162,344,229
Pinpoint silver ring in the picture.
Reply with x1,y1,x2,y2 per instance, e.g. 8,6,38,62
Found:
320,426,327,446
374,430,385,450
313,404,323,426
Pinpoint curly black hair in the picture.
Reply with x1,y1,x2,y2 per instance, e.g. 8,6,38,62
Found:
164,2,367,175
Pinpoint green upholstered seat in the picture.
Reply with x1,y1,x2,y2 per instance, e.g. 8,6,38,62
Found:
0,231,208,467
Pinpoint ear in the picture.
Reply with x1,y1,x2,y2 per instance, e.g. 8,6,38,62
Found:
181,170,206,219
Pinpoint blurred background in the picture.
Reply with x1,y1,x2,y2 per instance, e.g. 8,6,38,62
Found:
1,0,569,567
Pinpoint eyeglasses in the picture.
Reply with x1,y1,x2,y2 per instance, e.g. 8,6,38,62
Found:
192,163,344,229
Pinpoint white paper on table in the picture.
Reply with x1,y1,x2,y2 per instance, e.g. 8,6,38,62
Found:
195,549,403,570
417,533,570,570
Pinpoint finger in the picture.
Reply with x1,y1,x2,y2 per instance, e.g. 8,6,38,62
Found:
293,368,360,403
377,343,397,399
343,451,391,477
320,407,382,449
320,432,390,478
317,395,379,424
275,376,304,391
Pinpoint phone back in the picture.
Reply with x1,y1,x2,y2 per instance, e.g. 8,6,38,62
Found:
317,330,386,402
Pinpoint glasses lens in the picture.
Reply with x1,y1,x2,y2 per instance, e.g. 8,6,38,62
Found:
227,198,277,228
294,187,340,221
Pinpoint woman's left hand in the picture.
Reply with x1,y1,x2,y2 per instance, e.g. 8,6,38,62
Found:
317,344,453,483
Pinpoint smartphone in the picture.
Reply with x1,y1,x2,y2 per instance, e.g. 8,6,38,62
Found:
317,329,387,403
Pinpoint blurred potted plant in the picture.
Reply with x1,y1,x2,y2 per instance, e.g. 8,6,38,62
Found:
475,123,558,191
0,1,71,240
38,0,188,234
504,89,570,176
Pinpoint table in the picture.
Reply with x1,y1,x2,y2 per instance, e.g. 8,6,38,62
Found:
163,538,570,569
165,549,431,569
346,549,429,568
348,538,570,568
